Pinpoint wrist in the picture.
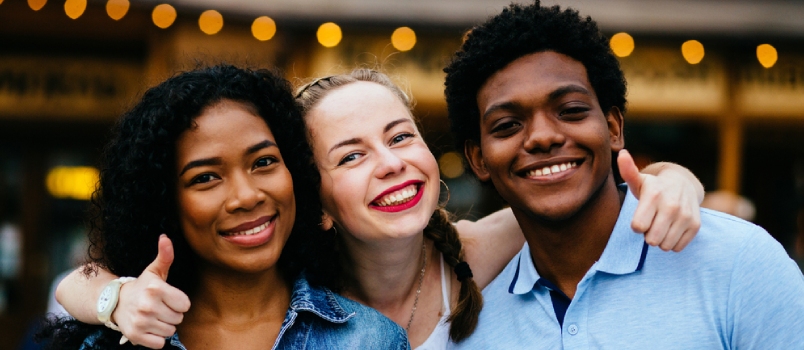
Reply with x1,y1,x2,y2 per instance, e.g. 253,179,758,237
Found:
97,277,136,331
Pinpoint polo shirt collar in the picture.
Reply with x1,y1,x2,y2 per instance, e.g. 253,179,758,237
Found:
507,185,648,295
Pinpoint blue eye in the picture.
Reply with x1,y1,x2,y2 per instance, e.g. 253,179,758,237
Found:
338,153,362,166
391,133,414,145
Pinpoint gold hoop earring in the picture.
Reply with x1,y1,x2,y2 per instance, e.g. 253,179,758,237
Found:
438,179,451,209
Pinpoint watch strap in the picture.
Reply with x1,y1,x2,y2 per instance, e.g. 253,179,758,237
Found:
98,277,136,331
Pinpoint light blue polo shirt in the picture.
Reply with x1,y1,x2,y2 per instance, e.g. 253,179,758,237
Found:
451,188,804,349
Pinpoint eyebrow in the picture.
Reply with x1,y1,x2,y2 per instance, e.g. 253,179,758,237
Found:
178,139,277,176
327,118,412,155
481,84,592,121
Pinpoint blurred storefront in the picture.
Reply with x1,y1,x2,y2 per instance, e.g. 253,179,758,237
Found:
1,0,802,347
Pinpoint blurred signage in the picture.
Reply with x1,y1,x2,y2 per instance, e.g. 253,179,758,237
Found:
737,59,804,119
620,47,728,117
0,56,143,120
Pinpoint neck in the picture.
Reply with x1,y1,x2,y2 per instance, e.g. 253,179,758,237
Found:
182,264,291,326
515,176,624,299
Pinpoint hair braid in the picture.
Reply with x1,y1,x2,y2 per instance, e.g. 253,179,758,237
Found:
423,208,483,342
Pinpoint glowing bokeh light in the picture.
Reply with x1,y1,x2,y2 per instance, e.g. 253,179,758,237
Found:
199,9,224,35
106,0,130,21
439,152,465,179
610,32,635,57
252,16,277,41
391,27,417,51
152,4,177,29
28,0,46,11
681,40,705,64
756,44,778,69
64,0,86,19
46,166,99,201
317,22,342,48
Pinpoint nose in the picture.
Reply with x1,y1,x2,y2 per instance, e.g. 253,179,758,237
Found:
373,146,406,179
522,113,565,153
224,172,267,212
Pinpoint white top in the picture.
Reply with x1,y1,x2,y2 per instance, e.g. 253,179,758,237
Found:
415,253,451,350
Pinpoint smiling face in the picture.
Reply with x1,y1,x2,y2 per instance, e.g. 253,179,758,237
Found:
466,51,624,222
305,81,440,242
175,100,296,273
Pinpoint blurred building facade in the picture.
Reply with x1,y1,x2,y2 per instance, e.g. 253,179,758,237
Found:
1,0,803,347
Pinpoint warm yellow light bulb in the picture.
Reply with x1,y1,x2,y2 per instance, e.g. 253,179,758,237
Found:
199,10,224,35
64,0,86,19
610,32,635,57
28,0,46,11
317,22,342,48
106,0,130,21
46,166,99,201
391,27,417,52
252,16,277,41
756,44,778,69
681,40,705,64
152,4,177,29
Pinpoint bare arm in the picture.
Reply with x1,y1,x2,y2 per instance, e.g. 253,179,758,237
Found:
459,151,704,289
55,235,190,349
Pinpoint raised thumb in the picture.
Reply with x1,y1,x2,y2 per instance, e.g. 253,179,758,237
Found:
617,149,643,196
144,234,173,281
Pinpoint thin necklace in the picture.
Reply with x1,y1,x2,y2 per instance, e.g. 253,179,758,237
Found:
406,242,427,333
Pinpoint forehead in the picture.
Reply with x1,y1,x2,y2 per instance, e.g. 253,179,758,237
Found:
305,81,414,141
177,100,275,152
477,51,593,110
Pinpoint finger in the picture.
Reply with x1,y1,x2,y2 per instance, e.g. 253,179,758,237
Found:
128,333,167,349
144,234,174,281
672,211,701,252
658,220,684,252
161,285,191,313
617,149,643,197
631,199,657,234
643,210,673,248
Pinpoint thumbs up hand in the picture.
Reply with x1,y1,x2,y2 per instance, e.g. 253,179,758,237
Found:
113,234,191,349
618,150,702,252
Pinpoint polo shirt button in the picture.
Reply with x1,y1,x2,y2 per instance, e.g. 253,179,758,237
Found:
568,324,578,335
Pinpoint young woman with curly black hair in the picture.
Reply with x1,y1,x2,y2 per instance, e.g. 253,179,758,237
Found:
41,65,410,349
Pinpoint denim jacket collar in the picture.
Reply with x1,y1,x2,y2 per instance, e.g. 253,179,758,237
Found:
167,273,355,349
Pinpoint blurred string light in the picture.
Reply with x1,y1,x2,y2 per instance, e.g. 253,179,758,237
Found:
681,40,705,64
756,44,778,68
152,3,176,29
439,152,464,179
391,27,416,51
317,22,342,48
46,166,99,201
252,16,276,41
106,0,129,21
28,0,46,11
610,32,634,57
199,9,223,35
64,0,86,19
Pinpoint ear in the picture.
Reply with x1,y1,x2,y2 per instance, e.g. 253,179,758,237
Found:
464,139,491,182
606,106,625,152
320,212,334,231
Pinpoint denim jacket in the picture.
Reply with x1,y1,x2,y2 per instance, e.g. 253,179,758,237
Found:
81,274,410,349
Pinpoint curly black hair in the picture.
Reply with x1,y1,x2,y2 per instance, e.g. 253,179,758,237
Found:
38,65,325,349
444,0,627,156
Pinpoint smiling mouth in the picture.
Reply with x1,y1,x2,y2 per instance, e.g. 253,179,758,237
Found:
221,218,273,236
372,184,420,207
524,161,579,177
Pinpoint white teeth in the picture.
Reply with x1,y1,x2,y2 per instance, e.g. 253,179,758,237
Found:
229,221,269,236
375,184,418,207
526,162,578,178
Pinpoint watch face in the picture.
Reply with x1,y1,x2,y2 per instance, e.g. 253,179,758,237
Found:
98,287,112,313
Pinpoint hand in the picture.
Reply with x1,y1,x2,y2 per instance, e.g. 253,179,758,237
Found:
618,150,702,252
113,234,191,348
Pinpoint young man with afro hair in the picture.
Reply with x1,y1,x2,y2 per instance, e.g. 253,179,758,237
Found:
444,1,804,348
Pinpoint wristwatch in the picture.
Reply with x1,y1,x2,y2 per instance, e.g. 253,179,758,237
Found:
97,276,136,331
